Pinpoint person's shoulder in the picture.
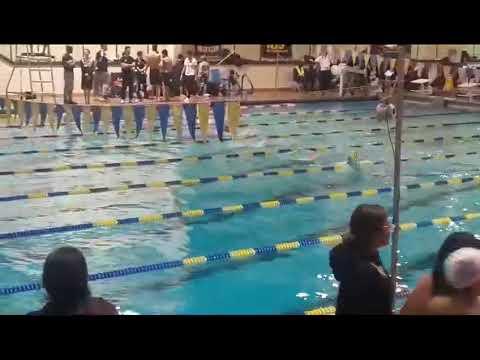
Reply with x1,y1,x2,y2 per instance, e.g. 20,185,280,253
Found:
84,297,118,315
26,309,46,316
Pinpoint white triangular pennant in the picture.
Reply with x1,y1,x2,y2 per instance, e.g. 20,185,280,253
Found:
30,102,39,130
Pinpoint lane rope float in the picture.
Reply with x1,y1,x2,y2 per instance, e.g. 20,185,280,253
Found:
1,157,479,204
1,121,478,160
2,135,480,177
304,288,411,315
2,210,480,296
0,173,477,240
0,115,476,143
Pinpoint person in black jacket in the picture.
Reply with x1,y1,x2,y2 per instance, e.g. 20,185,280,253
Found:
329,204,392,315
27,246,118,315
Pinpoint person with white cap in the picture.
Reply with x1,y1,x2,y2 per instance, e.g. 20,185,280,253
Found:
401,232,480,315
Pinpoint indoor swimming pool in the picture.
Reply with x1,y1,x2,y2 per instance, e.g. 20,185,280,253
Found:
0,99,479,314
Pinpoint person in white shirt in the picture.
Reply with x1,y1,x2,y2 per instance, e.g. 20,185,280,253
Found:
315,52,332,91
181,50,198,101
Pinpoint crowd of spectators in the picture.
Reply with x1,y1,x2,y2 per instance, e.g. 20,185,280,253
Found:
61,45,241,105
292,49,480,98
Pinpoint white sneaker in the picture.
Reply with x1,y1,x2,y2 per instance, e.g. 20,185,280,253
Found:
133,99,139,103
120,99,125,104
184,97,190,103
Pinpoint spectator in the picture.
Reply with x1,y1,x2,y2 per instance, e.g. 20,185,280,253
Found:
120,46,135,104
292,63,305,91
198,55,210,95
134,50,148,102
404,65,419,90
329,204,392,314
94,45,109,100
171,54,185,97
303,55,315,91
80,49,95,105
315,51,332,91
147,45,162,100
181,50,198,101
401,232,480,315
27,246,118,315
228,69,240,95
160,49,173,101
62,45,75,104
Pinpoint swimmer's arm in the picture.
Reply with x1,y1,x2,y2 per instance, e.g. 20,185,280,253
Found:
399,275,433,315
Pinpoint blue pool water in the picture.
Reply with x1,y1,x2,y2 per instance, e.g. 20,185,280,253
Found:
1,99,480,314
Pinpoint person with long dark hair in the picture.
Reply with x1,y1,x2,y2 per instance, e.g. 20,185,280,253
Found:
401,232,480,315
27,247,118,315
329,204,393,314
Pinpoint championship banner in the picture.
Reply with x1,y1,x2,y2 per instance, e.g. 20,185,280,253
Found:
260,45,292,59
194,45,222,61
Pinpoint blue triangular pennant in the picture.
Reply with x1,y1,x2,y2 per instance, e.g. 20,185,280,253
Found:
111,106,122,138
39,103,48,127
212,102,225,141
159,104,170,141
133,105,145,137
55,105,64,129
183,103,197,140
92,106,101,133
72,105,82,133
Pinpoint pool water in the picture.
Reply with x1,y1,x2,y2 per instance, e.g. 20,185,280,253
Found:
1,100,480,314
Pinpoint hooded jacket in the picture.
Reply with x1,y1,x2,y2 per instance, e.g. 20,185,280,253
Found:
329,242,392,315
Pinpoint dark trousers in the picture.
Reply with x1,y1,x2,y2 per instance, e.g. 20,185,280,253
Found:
136,73,148,99
304,73,315,91
319,70,331,90
121,73,134,100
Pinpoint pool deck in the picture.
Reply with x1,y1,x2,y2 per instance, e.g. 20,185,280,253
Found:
2,89,378,107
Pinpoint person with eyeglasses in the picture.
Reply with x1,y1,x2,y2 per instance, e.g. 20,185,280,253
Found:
329,204,393,314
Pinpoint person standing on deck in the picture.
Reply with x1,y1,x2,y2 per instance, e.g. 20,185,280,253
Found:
160,49,173,101
147,45,162,101
94,45,109,100
62,46,76,104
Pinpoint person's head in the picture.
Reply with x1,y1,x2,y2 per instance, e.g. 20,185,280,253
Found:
186,50,193,59
42,246,91,314
83,48,90,58
298,63,303,68
162,49,168,57
152,44,158,53
433,232,480,297
100,44,107,51
200,55,207,62
137,50,143,58
344,204,390,253
177,54,184,62
124,46,131,56
66,45,73,54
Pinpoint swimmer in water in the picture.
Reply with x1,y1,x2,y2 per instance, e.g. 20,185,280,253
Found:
347,151,361,171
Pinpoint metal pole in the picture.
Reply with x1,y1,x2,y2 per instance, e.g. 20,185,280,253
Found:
390,45,406,312
275,52,279,89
